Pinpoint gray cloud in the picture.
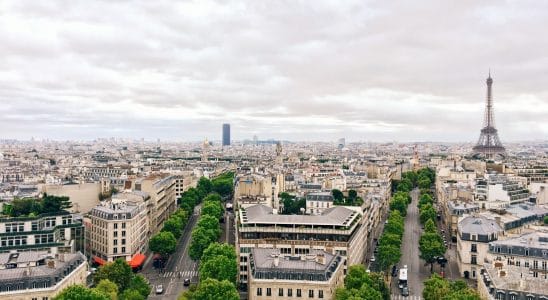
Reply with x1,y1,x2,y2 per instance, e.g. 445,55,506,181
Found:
0,0,547,142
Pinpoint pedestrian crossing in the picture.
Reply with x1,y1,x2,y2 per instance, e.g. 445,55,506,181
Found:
161,270,198,278
391,295,422,300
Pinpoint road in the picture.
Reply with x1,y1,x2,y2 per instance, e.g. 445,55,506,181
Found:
143,205,202,300
391,189,429,299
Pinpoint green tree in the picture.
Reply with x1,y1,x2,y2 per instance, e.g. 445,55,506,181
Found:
199,254,238,285
203,193,222,203
10,198,41,216
201,243,237,262
379,233,401,248
418,177,432,189
94,279,118,300
202,201,223,220
368,272,390,300
189,226,217,260
344,265,370,289
94,259,133,292
41,194,72,213
332,189,344,204
197,215,221,234
190,278,239,300
423,274,450,300
377,244,401,272
119,289,145,300
196,177,213,197
149,231,177,257
424,219,437,233
212,179,233,198
419,193,434,208
390,197,408,217
397,178,412,192
128,274,151,298
544,216,548,225
162,216,184,239
54,285,109,300
384,218,404,238
420,203,437,225
419,232,446,272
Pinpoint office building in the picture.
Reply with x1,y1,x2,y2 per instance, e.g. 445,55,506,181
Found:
223,123,231,146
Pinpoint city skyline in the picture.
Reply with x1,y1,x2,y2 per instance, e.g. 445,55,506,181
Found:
1,1,548,142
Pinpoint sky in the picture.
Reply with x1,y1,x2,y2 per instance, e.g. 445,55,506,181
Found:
1,1,547,143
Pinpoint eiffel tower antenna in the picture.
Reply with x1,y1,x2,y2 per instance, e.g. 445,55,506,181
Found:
472,71,506,159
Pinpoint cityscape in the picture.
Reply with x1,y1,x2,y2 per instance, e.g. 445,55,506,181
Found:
1,2,548,300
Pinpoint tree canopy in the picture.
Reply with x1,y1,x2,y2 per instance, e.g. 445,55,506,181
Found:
53,285,109,300
149,231,177,257
423,274,480,300
419,232,446,272
93,259,133,292
184,278,239,300
335,265,388,300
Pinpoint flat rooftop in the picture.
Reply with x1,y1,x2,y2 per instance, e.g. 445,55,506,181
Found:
240,204,359,227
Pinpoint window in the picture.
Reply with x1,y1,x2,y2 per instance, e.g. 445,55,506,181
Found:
471,255,477,265
122,223,126,229
114,240,118,245
122,231,126,237
113,248,118,254
510,295,517,300
288,289,293,297
309,290,314,298
542,261,547,270
114,223,118,229
525,261,530,268
471,244,477,253
319,290,324,298
122,247,126,253
122,239,126,245
533,260,539,269
240,256,248,262
297,289,302,297
267,288,271,296
114,232,118,238
279,288,284,296
257,288,262,296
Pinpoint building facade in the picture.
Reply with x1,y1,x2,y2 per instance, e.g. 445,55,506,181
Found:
223,124,231,146
0,251,88,300
247,248,344,300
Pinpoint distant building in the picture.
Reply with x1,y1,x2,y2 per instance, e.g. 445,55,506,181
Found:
134,175,177,234
223,124,231,146
305,192,334,215
478,260,547,300
247,248,344,300
0,251,88,300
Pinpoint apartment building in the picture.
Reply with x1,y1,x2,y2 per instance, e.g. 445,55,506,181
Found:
0,251,88,300
305,192,333,215
478,260,547,300
234,174,273,209
247,248,344,300
457,215,503,279
0,212,84,254
236,204,368,286
475,175,530,209
446,201,480,242
135,175,177,234
89,192,149,268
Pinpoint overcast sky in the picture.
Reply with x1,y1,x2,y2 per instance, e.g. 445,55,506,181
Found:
1,1,547,142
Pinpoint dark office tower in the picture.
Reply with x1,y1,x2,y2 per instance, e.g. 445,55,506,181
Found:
222,123,231,146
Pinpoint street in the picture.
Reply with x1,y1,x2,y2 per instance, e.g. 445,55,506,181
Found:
142,205,202,300
391,189,429,299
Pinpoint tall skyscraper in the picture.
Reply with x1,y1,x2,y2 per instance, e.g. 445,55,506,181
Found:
222,123,231,146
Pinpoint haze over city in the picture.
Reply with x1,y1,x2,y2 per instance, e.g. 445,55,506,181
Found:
1,1,548,142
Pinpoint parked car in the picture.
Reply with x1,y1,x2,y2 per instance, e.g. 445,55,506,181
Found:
155,285,164,294
183,278,191,286
391,265,398,277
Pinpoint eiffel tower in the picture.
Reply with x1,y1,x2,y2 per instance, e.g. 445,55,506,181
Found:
472,72,506,159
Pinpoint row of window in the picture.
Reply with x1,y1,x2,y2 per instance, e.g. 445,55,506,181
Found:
4,222,24,233
257,288,324,298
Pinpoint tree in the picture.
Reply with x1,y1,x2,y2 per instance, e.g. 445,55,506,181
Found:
54,285,110,300
397,178,412,192
379,233,401,248
212,179,233,198
384,218,404,238
544,216,548,225
418,176,432,190
94,279,118,300
196,177,213,197
190,278,239,300
199,255,238,285
189,226,217,260
197,215,221,234
344,265,371,289
390,197,408,217
377,244,401,272
202,201,223,220
149,231,177,257
420,203,437,225
201,243,237,262
424,219,437,233
10,198,41,216
332,189,344,204
94,259,133,292
162,216,184,239
368,272,390,300
423,274,450,300
419,232,446,272
41,194,72,213
119,289,145,300
128,275,151,298
419,193,434,208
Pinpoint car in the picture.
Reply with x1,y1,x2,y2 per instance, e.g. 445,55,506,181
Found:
391,265,398,277
155,285,164,294
183,278,191,286
401,286,409,297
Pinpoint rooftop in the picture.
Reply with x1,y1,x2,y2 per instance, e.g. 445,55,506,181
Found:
458,215,503,235
482,262,548,297
241,204,358,227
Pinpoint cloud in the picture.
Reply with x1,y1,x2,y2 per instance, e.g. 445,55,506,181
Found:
0,0,547,142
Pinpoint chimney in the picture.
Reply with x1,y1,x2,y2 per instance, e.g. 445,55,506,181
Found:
316,253,326,265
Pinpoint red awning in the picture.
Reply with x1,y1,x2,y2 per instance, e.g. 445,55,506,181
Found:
93,256,106,265
129,253,146,268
